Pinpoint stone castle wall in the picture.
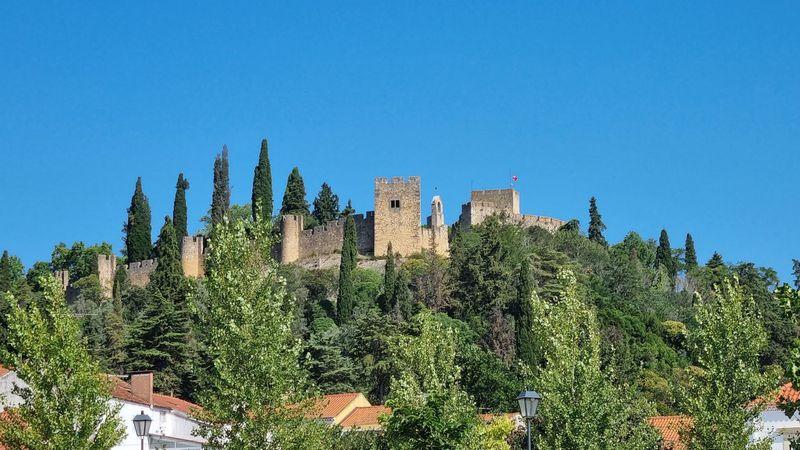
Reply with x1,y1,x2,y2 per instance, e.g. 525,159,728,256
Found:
126,259,158,288
520,215,566,232
280,213,375,264
374,176,422,257
459,188,565,233
471,189,519,215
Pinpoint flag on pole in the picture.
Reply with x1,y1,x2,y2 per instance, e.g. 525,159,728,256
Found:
512,175,518,183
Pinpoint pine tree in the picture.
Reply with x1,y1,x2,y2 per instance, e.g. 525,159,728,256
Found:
587,197,608,246
312,182,340,224
392,271,414,321
0,250,15,294
793,259,800,290
685,233,698,269
380,242,397,313
173,173,190,241
280,167,309,216
127,217,191,395
707,252,724,269
337,215,357,324
211,146,231,227
655,229,676,278
124,177,152,262
251,138,273,222
103,293,128,374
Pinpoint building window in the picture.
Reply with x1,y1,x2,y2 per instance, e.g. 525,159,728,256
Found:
390,200,400,209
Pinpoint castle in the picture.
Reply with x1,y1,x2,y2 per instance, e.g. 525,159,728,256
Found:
61,176,564,296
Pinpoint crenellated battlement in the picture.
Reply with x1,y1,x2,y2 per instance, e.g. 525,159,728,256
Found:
375,176,420,186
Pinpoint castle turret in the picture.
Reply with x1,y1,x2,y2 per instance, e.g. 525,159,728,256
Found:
280,214,304,264
97,254,117,298
181,236,205,278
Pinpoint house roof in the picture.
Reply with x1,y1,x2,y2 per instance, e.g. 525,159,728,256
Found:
765,383,800,408
108,376,200,415
340,405,391,429
649,415,691,450
315,393,363,419
0,365,11,377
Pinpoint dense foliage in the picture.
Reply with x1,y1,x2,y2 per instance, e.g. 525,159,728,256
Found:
211,146,231,227
252,138,273,222
124,177,152,262
173,172,190,240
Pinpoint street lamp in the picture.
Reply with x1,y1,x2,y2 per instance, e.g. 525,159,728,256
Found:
517,389,541,450
133,410,152,450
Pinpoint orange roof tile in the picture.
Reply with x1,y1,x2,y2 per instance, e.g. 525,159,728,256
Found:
0,365,11,377
315,393,362,419
478,412,520,423
340,405,391,429
649,415,691,450
108,376,201,415
764,383,800,408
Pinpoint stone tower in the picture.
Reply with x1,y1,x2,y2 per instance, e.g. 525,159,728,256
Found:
424,195,449,255
97,254,117,298
374,176,422,257
181,236,205,278
280,214,304,264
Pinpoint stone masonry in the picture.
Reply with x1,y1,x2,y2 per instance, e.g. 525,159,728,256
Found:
279,176,448,264
89,237,207,298
458,188,566,232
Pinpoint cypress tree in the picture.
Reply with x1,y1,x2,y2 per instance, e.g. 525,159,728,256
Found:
127,217,191,395
515,258,538,365
793,259,800,290
173,173,190,242
380,243,397,313
587,197,608,247
125,177,152,262
280,167,309,216
251,138,273,222
211,146,231,227
312,182,340,225
0,250,14,294
655,229,676,278
342,199,355,217
685,233,698,269
337,215,357,324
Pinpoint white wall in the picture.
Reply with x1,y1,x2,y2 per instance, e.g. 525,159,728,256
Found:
114,401,205,450
752,408,800,450
0,372,26,411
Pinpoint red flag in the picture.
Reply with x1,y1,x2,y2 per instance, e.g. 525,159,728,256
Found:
512,175,518,182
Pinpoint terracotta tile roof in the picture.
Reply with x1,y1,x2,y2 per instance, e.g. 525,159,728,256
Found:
0,365,10,377
340,405,391,429
478,412,520,423
764,383,800,408
315,393,362,419
649,415,691,450
108,376,201,415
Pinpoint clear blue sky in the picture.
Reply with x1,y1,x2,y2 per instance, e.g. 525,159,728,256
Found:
1,2,798,281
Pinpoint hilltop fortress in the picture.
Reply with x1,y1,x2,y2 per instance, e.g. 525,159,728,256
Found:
76,176,565,297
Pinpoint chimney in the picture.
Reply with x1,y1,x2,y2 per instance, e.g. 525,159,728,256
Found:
130,372,153,406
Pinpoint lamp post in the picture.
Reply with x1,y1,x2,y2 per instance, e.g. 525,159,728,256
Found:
132,410,152,450
517,389,541,450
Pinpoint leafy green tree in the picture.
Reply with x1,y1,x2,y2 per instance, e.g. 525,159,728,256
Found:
392,270,414,321
380,243,397,314
684,233,698,269
26,261,51,292
200,203,251,236
655,229,676,279
530,269,660,450
0,276,125,449
341,305,398,403
337,215,358,324
280,167,310,216
382,310,484,449
312,182,340,225
197,217,328,448
682,278,777,449
127,217,191,395
211,146,231,227
51,241,113,283
124,177,152,262
588,196,608,247
103,291,128,374
252,138,274,222
173,173,190,241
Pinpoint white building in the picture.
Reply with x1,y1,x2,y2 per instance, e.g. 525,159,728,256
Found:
0,367,206,450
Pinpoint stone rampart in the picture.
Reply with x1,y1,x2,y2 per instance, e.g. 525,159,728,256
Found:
181,236,205,278
125,259,158,288
520,215,566,232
